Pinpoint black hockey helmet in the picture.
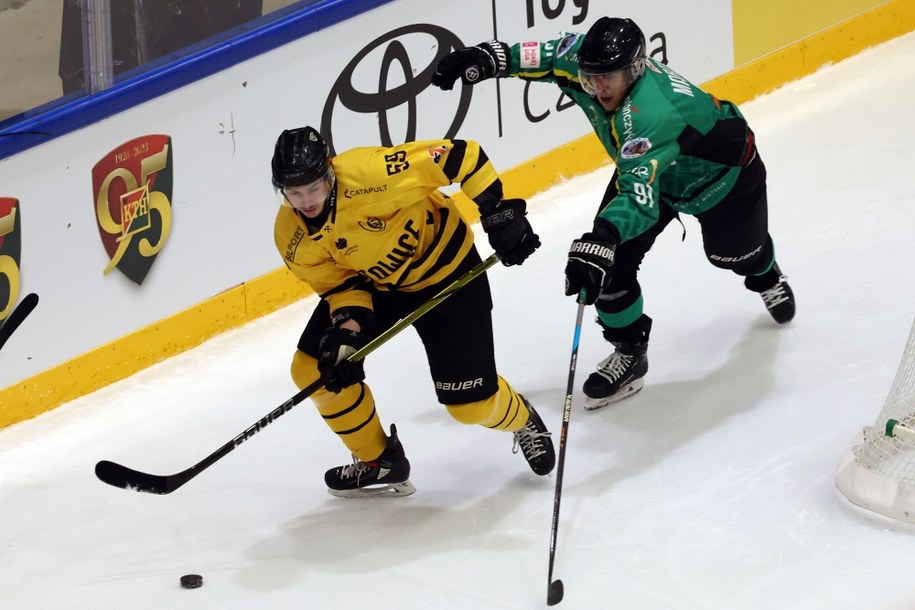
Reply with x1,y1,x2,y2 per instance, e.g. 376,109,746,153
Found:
271,126,330,188
578,17,647,82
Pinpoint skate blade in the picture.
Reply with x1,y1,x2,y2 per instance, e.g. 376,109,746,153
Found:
583,379,644,411
327,479,417,499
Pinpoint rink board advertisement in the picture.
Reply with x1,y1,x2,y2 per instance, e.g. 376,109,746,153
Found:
0,0,910,423
0,0,732,396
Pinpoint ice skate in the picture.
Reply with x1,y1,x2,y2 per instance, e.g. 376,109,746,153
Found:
583,341,649,411
746,263,795,324
325,423,416,498
512,398,555,475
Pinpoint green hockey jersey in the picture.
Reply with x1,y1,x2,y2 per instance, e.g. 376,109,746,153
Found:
507,33,755,242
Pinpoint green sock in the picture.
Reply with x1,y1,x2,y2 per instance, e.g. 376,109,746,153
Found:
597,295,643,329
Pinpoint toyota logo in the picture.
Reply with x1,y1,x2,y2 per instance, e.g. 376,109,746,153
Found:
321,24,473,155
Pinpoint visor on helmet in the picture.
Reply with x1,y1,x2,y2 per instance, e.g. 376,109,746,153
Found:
578,59,643,97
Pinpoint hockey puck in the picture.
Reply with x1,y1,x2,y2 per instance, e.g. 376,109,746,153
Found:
180,574,203,589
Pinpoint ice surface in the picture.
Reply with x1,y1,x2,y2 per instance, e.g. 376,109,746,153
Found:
2,31,915,610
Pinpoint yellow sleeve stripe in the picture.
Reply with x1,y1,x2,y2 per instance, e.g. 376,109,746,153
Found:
461,159,499,200
554,67,579,81
517,69,552,79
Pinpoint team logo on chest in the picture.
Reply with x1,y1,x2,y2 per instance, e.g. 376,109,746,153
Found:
359,217,386,232
620,137,653,159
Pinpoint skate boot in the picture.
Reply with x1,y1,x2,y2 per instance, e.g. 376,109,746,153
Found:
583,340,649,411
745,263,795,324
512,397,555,476
583,314,651,411
324,423,416,498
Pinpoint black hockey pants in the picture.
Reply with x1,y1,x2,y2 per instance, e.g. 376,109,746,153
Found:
594,150,774,323
297,246,499,406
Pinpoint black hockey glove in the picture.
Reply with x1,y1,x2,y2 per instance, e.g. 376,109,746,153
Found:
431,40,510,90
480,198,541,266
565,229,617,305
318,326,367,393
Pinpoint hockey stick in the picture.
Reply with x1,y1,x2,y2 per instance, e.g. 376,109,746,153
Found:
0,292,39,352
547,293,587,606
95,253,500,494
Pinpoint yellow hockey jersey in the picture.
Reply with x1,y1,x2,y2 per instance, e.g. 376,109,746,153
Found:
274,139,503,316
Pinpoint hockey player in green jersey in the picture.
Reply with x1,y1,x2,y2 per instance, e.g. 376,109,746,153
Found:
432,17,795,411
271,126,554,497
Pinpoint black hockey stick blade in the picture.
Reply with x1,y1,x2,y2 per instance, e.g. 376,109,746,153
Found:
95,378,322,494
95,460,187,495
547,579,564,606
0,292,38,352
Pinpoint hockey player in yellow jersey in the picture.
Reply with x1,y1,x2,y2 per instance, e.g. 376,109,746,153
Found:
271,126,555,497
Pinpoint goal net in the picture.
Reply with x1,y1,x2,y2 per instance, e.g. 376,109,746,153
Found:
835,317,915,524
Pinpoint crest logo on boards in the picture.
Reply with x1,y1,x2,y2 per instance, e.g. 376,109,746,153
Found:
0,197,23,322
91,135,174,285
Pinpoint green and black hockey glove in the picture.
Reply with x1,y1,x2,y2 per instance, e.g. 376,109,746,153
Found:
431,40,509,90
